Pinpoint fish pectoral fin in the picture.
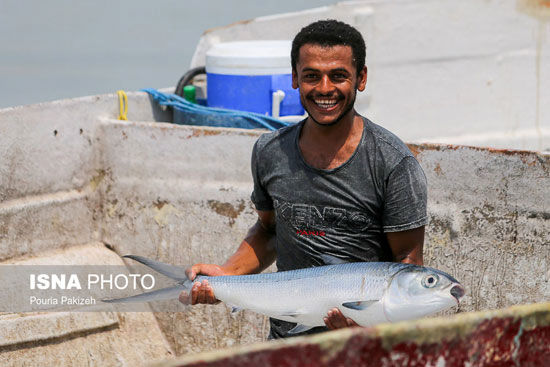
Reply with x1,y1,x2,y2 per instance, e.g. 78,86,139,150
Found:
341,300,379,311
287,324,314,335
277,310,306,318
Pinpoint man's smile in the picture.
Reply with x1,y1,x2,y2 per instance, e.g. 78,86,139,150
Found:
312,97,340,111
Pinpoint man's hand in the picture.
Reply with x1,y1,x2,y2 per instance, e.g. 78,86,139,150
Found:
180,210,276,306
179,264,227,305
323,308,359,330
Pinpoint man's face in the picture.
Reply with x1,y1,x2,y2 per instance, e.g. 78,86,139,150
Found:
292,44,367,126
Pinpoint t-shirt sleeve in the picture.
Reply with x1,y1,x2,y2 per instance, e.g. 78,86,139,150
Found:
250,140,274,211
382,156,428,232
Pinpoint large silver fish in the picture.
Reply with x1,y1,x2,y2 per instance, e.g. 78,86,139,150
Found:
104,255,465,334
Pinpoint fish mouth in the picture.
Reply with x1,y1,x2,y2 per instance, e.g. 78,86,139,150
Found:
450,284,465,303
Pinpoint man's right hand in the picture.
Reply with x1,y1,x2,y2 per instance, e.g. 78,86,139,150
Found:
180,210,276,306
180,264,227,305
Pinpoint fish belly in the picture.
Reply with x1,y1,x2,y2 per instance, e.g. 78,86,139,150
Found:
209,273,383,327
211,277,340,326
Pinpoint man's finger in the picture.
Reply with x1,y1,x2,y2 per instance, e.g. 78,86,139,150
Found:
196,284,207,304
329,309,345,328
178,290,191,304
205,284,216,304
324,316,335,330
326,308,349,329
185,265,199,281
191,282,200,305
202,280,215,304
200,280,212,304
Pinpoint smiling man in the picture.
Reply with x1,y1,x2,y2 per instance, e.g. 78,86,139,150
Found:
183,20,428,339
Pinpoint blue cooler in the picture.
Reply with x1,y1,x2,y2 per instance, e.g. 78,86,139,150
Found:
205,40,304,119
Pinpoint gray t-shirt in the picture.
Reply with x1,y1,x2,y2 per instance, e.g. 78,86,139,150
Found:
250,116,427,338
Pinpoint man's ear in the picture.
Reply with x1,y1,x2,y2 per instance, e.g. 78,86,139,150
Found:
357,66,367,92
292,69,299,89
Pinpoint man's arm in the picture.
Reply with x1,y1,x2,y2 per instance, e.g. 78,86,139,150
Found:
386,226,424,265
324,226,425,329
181,210,276,305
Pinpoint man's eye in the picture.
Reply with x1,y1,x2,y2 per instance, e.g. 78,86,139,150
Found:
304,74,317,79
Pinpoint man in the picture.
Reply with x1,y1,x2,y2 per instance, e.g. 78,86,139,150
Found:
182,20,427,339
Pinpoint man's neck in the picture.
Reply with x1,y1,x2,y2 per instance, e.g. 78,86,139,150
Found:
299,110,364,170
301,108,360,144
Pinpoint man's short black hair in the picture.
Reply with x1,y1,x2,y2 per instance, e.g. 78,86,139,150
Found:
291,19,366,75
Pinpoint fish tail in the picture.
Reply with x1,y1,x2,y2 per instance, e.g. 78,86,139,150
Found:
102,285,187,303
106,255,212,304
101,255,195,304
123,255,189,281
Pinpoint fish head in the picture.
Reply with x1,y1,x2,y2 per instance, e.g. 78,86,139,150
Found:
383,266,465,322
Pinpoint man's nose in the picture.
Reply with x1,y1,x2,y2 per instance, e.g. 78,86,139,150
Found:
317,75,334,94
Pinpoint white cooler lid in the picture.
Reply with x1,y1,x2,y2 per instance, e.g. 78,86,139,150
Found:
206,40,292,75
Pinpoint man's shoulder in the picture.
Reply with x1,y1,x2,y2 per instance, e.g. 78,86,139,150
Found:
254,122,300,155
363,117,414,160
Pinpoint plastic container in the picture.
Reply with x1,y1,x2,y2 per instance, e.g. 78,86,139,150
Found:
205,40,304,118
183,85,196,103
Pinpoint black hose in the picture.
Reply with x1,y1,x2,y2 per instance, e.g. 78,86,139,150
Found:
174,66,206,97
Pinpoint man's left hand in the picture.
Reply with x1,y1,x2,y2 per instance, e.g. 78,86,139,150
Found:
323,308,359,330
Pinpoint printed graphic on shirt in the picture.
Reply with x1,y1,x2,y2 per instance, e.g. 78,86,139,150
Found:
296,229,326,236
274,199,371,234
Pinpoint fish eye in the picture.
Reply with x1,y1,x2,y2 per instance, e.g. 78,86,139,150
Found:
422,274,439,288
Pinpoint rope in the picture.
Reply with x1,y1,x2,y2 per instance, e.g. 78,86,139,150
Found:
142,88,291,131
117,90,128,120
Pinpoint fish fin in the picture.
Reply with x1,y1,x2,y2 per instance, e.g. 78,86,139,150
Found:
287,324,314,335
320,254,347,265
342,300,379,311
102,285,185,303
277,310,305,318
123,255,188,281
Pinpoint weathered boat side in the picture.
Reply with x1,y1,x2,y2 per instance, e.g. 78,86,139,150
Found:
151,302,550,367
0,92,175,364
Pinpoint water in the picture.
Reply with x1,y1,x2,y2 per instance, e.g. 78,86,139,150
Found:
0,0,337,108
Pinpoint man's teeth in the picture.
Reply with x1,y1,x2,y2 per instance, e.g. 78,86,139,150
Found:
314,99,337,109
